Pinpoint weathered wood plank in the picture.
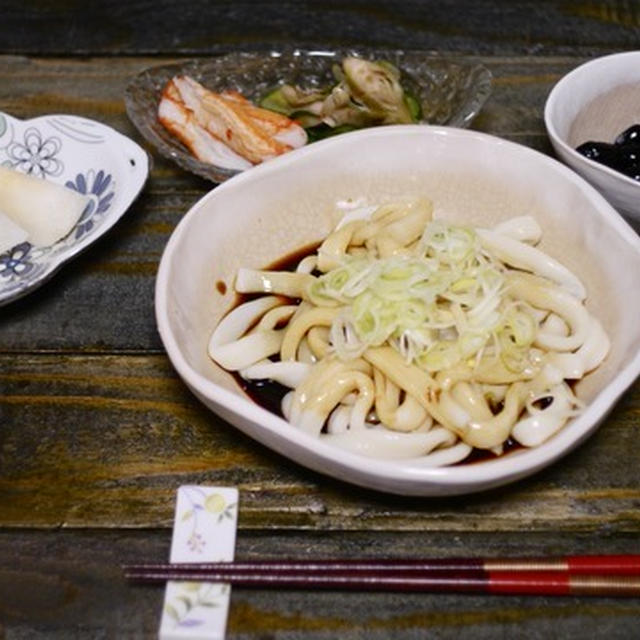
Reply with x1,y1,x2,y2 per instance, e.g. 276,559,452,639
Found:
1,529,640,639
0,55,596,352
2,354,639,532
2,1,640,57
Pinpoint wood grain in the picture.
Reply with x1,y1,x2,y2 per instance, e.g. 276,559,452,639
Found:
1,1,639,57
2,529,640,640
2,354,639,533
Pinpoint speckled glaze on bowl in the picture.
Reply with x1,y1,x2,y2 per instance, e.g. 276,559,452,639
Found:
545,51,640,226
155,125,640,496
125,48,492,183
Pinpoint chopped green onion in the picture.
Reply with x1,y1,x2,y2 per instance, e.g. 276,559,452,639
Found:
305,217,537,371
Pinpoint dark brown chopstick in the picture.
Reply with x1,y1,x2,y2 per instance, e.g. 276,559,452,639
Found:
125,554,640,575
123,555,640,597
124,568,640,597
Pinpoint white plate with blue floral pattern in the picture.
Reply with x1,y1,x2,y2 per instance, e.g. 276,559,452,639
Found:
0,111,149,306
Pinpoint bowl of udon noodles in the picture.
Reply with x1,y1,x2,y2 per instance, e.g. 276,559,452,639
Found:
156,125,640,496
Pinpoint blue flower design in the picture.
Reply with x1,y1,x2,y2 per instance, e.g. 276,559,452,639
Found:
0,242,34,278
65,169,115,239
8,127,63,178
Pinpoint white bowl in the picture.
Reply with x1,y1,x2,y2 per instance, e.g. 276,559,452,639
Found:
544,51,640,225
156,125,640,496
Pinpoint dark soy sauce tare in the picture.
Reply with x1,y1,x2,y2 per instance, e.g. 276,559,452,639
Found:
230,241,319,418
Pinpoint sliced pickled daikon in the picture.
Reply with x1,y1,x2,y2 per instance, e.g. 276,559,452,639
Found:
0,166,91,246
0,210,28,253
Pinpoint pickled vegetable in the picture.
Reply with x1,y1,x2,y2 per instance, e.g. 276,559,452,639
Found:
260,57,422,141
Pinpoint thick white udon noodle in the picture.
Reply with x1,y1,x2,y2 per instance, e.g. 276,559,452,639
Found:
208,199,610,466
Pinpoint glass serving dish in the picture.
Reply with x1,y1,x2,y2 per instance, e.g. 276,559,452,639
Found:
125,48,492,184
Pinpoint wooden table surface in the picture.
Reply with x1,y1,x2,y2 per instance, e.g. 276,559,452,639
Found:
1,2,639,638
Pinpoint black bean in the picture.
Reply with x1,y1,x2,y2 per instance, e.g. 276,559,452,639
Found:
575,125,640,181
614,124,640,147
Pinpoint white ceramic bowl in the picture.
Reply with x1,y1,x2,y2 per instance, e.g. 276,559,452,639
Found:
156,125,640,496
544,51,640,225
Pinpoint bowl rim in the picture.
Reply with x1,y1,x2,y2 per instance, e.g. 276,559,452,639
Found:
155,124,640,493
544,50,640,190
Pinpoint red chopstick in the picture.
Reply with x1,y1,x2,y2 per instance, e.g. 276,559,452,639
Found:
123,555,640,597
